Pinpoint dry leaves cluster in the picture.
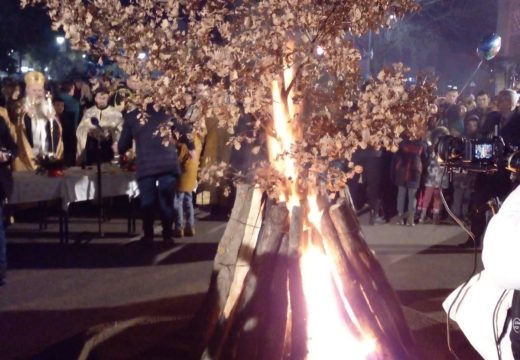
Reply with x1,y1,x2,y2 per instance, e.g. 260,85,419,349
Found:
24,0,435,196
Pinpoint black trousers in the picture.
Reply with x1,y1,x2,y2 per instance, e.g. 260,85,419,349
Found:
364,168,382,212
470,171,513,245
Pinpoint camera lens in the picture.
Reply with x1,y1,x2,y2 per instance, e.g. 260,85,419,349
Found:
437,135,464,163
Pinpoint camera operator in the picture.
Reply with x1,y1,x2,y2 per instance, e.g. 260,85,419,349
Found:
459,89,520,248
481,184,520,358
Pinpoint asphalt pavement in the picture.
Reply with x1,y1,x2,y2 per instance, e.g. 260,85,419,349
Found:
0,208,483,359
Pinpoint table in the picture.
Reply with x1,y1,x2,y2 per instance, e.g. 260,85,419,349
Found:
9,166,139,243
10,171,62,205
60,166,138,210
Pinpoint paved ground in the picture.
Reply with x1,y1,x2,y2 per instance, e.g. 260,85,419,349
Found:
0,206,483,359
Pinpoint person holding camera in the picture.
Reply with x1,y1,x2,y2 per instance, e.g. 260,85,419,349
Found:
0,114,18,285
460,89,520,248
480,184,520,358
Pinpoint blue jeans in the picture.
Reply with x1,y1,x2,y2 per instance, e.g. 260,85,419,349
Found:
137,173,177,239
0,205,5,276
397,186,417,216
174,192,194,230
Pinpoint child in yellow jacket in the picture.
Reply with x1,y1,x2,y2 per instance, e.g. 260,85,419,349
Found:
174,132,202,237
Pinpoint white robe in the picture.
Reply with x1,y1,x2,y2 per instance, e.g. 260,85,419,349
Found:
443,185,520,360
76,105,123,162
25,98,54,156
482,185,520,289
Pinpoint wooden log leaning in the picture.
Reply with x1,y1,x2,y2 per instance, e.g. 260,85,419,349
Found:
195,184,265,350
287,205,307,360
202,202,289,360
258,234,291,360
319,210,377,340
329,199,418,359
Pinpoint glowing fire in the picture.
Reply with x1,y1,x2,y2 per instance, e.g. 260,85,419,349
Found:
302,194,376,359
268,64,300,209
269,53,375,359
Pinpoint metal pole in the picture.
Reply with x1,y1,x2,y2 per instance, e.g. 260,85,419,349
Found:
96,112,104,237
97,139,103,237
458,60,484,98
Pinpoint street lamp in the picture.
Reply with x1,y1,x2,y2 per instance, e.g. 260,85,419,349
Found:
56,36,65,45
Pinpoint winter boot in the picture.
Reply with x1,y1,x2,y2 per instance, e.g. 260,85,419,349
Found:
407,212,415,227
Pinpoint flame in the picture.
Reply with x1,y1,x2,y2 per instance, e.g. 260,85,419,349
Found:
301,194,376,360
301,246,376,359
268,46,375,359
268,62,299,208
306,191,323,229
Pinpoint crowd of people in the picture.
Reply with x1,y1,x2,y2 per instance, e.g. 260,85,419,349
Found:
349,85,520,248
1,71,520,284
0,72,209,284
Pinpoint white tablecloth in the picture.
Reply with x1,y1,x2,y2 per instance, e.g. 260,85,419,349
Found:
10,172,62,205
9,166,139,210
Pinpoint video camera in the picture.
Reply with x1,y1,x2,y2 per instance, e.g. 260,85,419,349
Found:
436,127,520,173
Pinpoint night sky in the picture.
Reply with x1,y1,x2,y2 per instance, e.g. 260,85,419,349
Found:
0,0,502,92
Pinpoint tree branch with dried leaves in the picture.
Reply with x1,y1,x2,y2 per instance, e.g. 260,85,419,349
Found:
23,0,435,197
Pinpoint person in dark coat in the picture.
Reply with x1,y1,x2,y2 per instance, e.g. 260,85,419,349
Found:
118,103,194,244
391,133,428,226
0,115,18,285
352,145,385,225
460,89,520,248
58,81,81,166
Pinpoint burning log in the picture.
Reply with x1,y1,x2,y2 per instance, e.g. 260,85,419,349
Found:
196,189,418,360
327,199,418,359
202,201,289,360
287,206,308,360
195,184,265,347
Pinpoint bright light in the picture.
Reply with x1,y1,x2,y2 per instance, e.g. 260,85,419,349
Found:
20,66,34,73
56,36,65,45
307,193,323,229
138,52,147,60
301,245,376,360
316,46,325,56
301,193,377,359
44,67,49,72
269,67,300,208
82,54,86,59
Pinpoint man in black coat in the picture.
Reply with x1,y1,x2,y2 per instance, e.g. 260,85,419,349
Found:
118,103,194,244
0,115,18,285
